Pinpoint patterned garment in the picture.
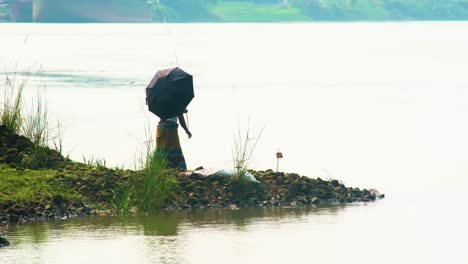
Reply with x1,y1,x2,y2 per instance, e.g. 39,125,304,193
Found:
156,121,187,171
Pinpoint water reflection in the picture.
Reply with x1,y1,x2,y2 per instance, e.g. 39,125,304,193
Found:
4,204,351,241
137,214,180,236
0,205,365,264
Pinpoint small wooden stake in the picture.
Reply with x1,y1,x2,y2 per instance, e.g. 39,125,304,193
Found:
276,149,283,173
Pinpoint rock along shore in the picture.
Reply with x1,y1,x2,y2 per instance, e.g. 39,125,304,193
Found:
0,234,9,248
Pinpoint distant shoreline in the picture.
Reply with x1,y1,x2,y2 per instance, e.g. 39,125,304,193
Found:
2,19,468,24
2,0,468,23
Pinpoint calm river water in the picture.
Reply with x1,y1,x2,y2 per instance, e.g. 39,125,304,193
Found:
1,22,468,263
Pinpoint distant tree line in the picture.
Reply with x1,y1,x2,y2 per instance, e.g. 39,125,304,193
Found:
2,0,468,22
152,0,468,22
291,0,468,20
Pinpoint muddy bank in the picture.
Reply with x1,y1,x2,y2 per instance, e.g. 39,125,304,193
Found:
0,125,65,169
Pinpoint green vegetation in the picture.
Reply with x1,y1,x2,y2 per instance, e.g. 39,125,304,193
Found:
112,149,178,215
0,74,67,169
232,122,263,182
1,76,113,223
291,0,468,21
82,156,107,168
22,91,49,149
133,150,177,212
1,75,26,134
2,0,468,23
0,165,80,206
0,74,178,221
152,0,468,22
2,0,468,22
229,123,265,202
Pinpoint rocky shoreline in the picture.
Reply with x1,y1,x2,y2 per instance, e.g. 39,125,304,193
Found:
0,124,384,228
0,167,384,225
170,170,384,210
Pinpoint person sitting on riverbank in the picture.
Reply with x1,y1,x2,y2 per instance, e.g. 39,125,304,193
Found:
156,110,192,171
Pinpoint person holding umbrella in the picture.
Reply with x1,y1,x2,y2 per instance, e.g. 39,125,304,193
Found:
146,67,194,171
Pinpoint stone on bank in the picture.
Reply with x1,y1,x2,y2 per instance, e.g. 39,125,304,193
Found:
0,234,10,248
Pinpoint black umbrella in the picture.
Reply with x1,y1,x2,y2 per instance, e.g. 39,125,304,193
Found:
145,67,194,119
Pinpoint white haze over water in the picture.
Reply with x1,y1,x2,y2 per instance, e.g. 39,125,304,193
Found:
1,22,468,263
1,23,468,199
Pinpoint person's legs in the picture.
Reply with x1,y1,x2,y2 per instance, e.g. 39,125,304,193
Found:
156,122,187,171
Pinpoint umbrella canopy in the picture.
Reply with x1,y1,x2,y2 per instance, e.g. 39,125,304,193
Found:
146,67,194,119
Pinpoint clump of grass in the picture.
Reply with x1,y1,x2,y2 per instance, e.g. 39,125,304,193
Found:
232,121,263,183
52,119,66,157
111,184,134,215
1,75,27,133
22,90,49,148
82,156,107,168
112,124,178,215
135,150,177,212
113,150,178,215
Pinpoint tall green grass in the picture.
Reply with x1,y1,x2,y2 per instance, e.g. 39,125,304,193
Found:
232,121,263,182
134,150,177,212
112,125,178,215
1,75,26,134
22,90,49,148
1,73,66,157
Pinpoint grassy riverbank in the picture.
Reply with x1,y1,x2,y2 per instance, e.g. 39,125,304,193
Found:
0,123,382,225
0,159,133,223
0,124,136,223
